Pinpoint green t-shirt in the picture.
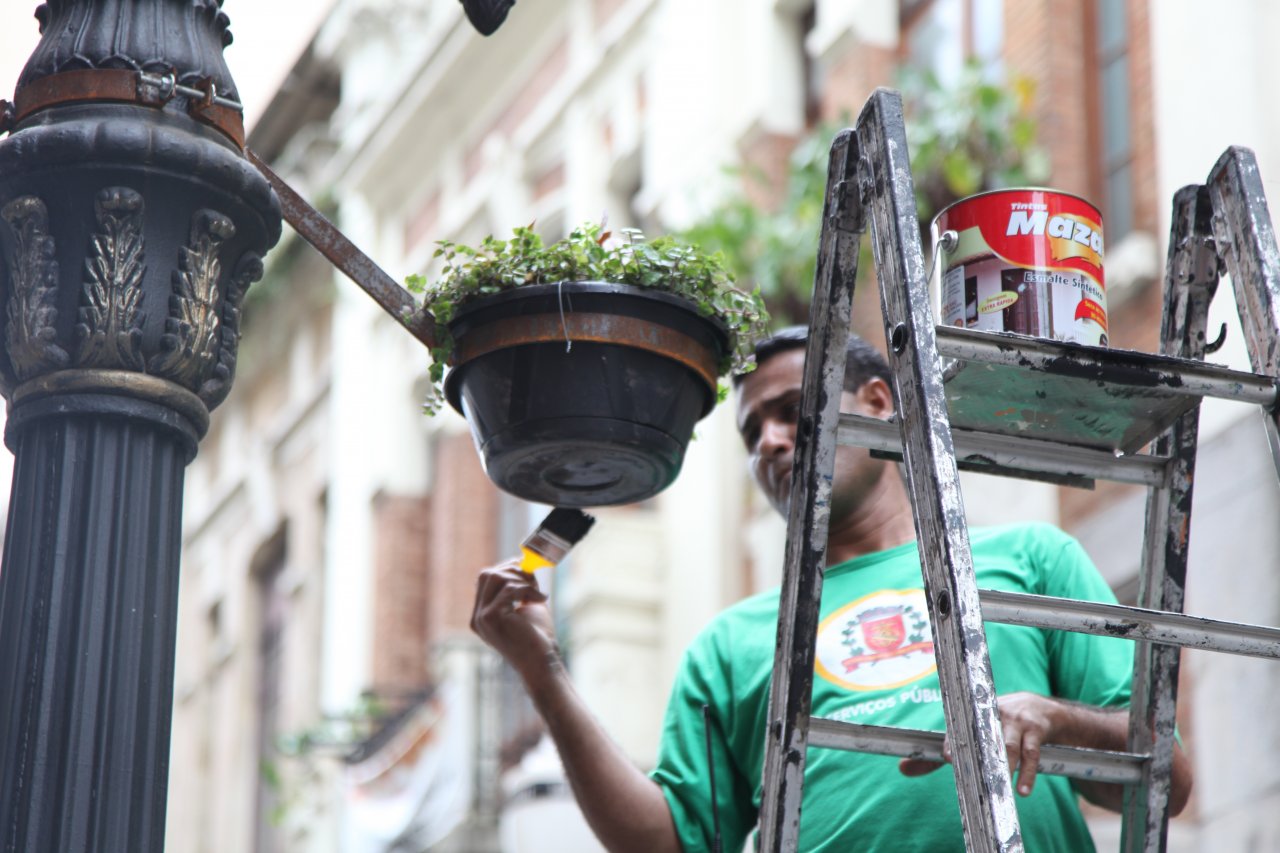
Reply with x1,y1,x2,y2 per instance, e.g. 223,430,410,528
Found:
651,522,1133,853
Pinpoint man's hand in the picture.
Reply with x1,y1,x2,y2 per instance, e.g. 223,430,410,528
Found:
468,560,683,852
471,561,561,685
990,691,1061,796
898,691,1191,814
897,692,1090,794
899,693,1086,794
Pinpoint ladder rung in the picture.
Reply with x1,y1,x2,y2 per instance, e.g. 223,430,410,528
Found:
837,412,1170,487
980,589,1280,659
807,718,1144,785
935,325,1279,407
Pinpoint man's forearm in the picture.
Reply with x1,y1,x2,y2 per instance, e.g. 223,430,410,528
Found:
1048,699,1192,815
523,662,683,853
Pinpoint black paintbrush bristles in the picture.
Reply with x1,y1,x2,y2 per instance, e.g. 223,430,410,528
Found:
540,508,596,546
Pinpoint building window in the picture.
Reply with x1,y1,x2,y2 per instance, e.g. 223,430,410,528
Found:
1095,0,1133,239
902,0,1004,80
970,0,1003,76
797,2,819,126
254,548,288,853
904,0,965,81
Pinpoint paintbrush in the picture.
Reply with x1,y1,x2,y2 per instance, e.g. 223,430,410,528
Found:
518,508,596,573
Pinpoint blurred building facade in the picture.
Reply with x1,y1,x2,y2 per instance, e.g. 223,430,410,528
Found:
165,0,1280,851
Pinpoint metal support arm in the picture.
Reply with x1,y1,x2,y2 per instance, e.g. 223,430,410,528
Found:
246,150,438,350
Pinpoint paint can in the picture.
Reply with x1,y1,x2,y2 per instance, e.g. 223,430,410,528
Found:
932,189,1108,346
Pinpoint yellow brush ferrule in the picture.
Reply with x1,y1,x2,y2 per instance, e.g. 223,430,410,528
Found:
519,547,555,573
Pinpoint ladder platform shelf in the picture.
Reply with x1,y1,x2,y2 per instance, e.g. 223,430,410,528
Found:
935,326,1277,453
841,326,1278,488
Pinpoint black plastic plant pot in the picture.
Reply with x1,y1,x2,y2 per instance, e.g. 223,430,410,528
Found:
443,282,729,507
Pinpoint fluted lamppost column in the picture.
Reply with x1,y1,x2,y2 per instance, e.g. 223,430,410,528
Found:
0,2,280,850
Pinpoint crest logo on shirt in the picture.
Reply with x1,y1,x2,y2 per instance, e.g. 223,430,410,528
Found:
815,589,937,692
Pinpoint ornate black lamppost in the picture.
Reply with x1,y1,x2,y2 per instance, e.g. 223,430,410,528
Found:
0,2,280,850
0,0,528,848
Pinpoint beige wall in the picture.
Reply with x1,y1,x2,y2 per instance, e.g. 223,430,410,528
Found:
170,250,338,852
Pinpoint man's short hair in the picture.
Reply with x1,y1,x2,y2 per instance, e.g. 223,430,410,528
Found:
733,325,893,394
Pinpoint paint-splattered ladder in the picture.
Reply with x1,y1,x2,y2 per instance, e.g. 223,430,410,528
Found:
759,87,1280,853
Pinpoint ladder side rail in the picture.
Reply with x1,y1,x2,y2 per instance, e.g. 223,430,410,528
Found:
757,129,864,853
856,88,1021,853
1207,146,1280,475
1122,185,1217,852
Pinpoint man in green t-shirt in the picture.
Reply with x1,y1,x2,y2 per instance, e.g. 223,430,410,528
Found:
470,327,1192,851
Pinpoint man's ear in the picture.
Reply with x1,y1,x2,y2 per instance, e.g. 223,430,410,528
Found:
855,377,896,418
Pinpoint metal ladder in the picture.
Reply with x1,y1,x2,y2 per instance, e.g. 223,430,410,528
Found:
758,88,1280,852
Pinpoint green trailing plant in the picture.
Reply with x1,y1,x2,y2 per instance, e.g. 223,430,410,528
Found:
682,61,1048,323
273,692,390,759
263,692,393,826
408,221,770,413
901,63,1050,223
682,123,838,324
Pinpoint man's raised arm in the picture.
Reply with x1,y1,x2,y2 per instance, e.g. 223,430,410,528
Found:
471,561,684,853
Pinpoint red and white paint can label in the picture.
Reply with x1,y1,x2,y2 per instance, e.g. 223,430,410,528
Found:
932,189,1108,346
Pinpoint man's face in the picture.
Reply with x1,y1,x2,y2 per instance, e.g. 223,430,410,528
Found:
735,347,892,519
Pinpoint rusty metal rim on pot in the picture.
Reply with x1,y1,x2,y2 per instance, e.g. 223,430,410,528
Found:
452,312,720,392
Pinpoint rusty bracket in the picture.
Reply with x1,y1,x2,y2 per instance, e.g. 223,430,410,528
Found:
5,68,246,148
246,149,438,350
131,71,244,113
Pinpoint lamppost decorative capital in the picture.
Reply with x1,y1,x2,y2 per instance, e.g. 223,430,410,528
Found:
0,0,281,454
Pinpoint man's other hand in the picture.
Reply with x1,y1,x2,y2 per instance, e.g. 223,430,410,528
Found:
471,561,561,683
897,692,1081,797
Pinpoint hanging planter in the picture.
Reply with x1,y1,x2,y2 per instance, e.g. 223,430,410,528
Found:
410,224,769,507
